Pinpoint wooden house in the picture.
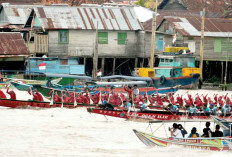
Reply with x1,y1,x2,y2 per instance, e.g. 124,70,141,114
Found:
24,5,144,75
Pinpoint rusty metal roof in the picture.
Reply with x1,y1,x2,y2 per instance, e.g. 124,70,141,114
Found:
1,3,33,25
160,16,232,37
33,6,143,30
0,33,29,56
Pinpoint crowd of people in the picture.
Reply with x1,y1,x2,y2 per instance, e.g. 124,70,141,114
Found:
0,82,232,117
169,122,224,138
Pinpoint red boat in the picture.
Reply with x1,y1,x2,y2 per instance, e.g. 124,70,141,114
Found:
0,98,96,109
87,108,232,121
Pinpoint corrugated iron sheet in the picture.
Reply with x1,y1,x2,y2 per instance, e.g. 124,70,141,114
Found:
0,33,29,56
163,16,232,37
33,6,143,30
2,4,33,25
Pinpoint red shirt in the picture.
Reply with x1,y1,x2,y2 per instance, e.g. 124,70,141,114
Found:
0,90,6,99
7,89,16,100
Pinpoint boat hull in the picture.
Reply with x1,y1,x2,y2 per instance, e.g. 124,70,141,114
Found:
133,129,232,151
87,108,232,120
152,74,200,89
0,98,96,109
34,85,179,97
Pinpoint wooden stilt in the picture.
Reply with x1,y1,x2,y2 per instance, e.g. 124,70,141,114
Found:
141,58,144,67
101,58,105,76
135,58,138,68
221,61,224,83
112,58,116,75
84,57,86,68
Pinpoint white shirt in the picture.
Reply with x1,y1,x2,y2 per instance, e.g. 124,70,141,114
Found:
173,129,183,138
133,88,139,95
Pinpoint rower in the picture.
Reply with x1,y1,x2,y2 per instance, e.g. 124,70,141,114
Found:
140,101,150,112
203,104,210,115
35,89,44,101
121,100,132,114
0,89,7,99
209,104,217,115
6,87,16,100
167,103,178,113
100,100,114,110
219,106,228,117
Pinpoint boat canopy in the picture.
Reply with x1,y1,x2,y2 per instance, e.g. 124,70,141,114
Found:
99,75,153,81
44,73,92,80
88,81,148,85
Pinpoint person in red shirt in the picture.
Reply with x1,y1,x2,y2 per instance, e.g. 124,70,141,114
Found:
0,89,7,99
163,93,170,103
202,94,208,105
156,94,163,106
176,94,183,106
81,94,90,104
6,87,16,100
62,94,70,103
184,98,191,106
187,92,193,105
124,85,133,99
139,95,145,104
54,92,62,102
133,95,140,106
218,97,224,107
35,90,44,101
213,94,218,105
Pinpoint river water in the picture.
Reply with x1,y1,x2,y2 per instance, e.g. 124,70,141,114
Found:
0,89,231,156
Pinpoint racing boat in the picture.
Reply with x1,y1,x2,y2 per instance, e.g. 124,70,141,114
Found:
133,117,232,151
0,98,96,108
87,108,232,121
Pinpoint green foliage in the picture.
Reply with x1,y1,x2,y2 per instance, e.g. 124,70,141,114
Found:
204,75,220,83
135,0,145,7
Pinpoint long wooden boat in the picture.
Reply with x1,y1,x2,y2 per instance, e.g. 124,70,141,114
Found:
133,129,232,151
87,108,232,120
10,78,62,91
133,117,232,151
33,84,179,97
0,98,96,109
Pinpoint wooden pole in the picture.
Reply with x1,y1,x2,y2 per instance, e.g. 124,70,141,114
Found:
149,0,158,69
224,52,228,88
92,22,98,80
200,8,205,80
135,58,138,68
112,58,116,75
101,58,105,76
221,61,224,83
27,31,32,80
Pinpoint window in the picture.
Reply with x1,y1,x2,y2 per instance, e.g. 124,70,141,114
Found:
98,32,108,44
59,30,69,44
118,32,127,45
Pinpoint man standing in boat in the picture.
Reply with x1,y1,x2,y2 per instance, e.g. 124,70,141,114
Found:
133,85,139,96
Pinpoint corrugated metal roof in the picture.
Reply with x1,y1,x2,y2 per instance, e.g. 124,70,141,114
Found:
0,33,29,56
163,16,232,37
33,6,143,30
1,3,33,25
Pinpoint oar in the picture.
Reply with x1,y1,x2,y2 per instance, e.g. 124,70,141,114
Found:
98,91,102,105
49,90,54,106
166,107,179,120
74,92,77,107
61,91,64,108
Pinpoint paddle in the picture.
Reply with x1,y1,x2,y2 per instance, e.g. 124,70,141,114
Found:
49,90,54,106
61,91,64,108
119,96,130,119
74,91,77,107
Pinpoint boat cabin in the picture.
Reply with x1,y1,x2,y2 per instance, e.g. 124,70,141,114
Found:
155,53,198,78
26,57,85,75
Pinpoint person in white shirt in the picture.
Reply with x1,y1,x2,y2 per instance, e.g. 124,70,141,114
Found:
169,123,183,138
133,85,139,96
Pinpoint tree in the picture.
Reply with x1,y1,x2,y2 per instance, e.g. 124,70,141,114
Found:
135,0,145,7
